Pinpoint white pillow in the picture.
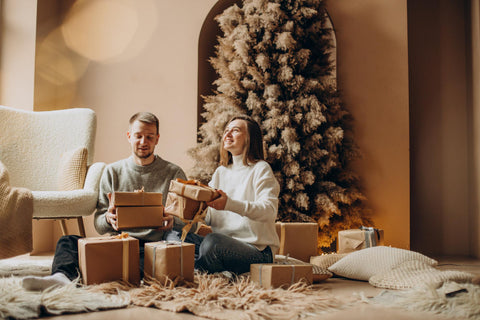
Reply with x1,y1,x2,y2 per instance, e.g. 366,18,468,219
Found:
327,246,438,281
369,259,474,289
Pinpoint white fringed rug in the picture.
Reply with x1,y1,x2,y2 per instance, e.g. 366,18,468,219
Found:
0,277,130,319
365,281,480,319
0,256,52,277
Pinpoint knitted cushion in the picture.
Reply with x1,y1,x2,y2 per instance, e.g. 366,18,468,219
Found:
310,253,349,270
328,246,438,281
57,147,88,191
369,260,474,289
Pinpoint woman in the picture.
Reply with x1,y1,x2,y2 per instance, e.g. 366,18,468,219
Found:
185,115,280,274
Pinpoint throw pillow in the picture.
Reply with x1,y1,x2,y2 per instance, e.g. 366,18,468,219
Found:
327,246,438,281
57,147,88,191
310,253,349,270
369,259,474,289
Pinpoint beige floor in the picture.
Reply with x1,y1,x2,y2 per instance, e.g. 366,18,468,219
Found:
12,255,480,320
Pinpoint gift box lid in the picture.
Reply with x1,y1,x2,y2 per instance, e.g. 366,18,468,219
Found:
112,191,163,206
169,179,219,202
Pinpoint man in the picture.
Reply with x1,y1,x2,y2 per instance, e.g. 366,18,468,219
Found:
22,112,186,290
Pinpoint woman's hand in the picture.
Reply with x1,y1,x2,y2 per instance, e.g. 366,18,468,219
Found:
106,193,119,231
207,189,228,210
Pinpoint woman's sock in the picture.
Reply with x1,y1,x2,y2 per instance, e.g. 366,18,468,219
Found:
22,272,72,291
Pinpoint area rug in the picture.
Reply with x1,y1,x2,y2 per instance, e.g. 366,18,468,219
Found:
0,257,52,277
0,277,129,319
2,272,479,320
0,273,351,320
365,281,480,319
128,274,346,320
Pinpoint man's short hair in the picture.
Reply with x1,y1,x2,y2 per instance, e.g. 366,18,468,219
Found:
129,112,159,134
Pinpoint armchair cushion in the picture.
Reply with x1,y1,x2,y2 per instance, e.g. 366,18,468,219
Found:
57,147,88,191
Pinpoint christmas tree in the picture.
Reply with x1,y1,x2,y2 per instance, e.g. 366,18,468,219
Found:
189,0,370,250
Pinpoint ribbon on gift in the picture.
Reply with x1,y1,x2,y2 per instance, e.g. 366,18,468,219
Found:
359,226,381,247
114,232,130,282
150,241,184,278
173,178,219,202
180,201,209,241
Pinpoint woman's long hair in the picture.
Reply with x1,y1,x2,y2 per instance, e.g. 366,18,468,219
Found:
219,115,265,166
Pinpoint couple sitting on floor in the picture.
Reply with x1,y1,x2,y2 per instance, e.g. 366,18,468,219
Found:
23,112,280,290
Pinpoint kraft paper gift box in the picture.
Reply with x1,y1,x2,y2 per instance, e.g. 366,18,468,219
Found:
250,264,313,289
78,235,140,285
168,179,219,202
275,222,318,262
337,226,384,254
111,191,163,206
116,206,165,230
144,241,195,283
164,192,205,220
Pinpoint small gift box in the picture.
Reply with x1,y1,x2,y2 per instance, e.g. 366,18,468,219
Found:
168,179,219,202
250,264,313,289
164,192,202,220
144,241,195,283
78,235,140,285
337,226,384,254
111,191,163,206
275,222,318,262
116,206,165,230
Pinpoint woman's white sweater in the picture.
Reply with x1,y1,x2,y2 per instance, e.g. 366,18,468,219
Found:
206,155,280,253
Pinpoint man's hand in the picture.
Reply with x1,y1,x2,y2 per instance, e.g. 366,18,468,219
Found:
106,193,119,231
156,214,174,231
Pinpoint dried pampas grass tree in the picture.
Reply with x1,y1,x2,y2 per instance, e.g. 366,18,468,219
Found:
189,0,371,250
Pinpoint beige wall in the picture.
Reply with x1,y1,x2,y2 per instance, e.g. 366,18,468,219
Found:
327,0,410,249
0,0,37,109
3,0,413,252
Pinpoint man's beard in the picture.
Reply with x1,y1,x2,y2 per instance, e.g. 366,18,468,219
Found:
135,150,153,159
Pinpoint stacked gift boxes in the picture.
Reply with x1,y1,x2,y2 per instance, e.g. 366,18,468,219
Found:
78,235,140,285
144,241,195,283
112,191,164,230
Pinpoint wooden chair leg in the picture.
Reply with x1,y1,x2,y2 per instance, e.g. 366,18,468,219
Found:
59,219,68,236
77,217,86,237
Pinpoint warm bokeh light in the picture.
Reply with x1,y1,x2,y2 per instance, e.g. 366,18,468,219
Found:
60,0,151,62
36,28,90,85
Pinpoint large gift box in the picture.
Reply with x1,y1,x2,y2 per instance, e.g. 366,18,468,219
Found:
164,192,202,220
112,191,165,230
116,206,165,230
275,222,318,262
144,241,195,283
165,179,219,221
337,226,384,254
112,191,163,206
250,264,313,289
78,235,140,285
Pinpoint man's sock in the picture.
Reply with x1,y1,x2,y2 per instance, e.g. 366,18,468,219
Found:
22,272,72,291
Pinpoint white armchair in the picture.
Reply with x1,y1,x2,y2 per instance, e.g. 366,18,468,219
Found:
0,106,106,237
